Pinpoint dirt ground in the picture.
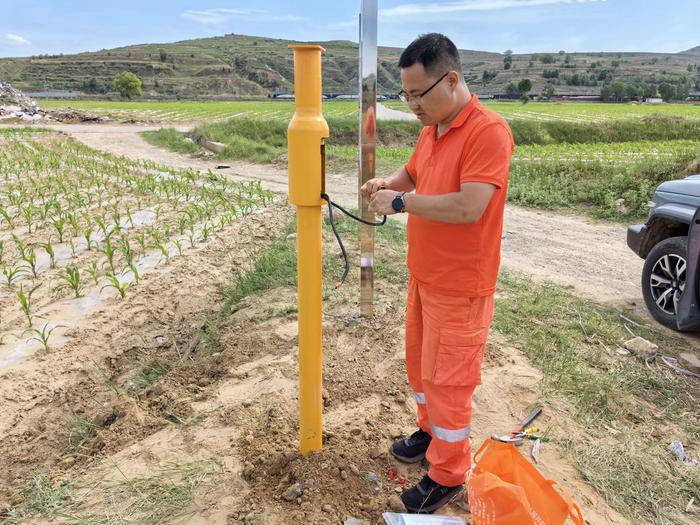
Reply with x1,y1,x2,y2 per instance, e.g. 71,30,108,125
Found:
0,122,694,524
0,202,628,524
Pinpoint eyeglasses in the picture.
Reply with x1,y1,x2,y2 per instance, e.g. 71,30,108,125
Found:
398,72,449,104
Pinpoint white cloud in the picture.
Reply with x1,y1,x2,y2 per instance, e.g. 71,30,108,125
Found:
182,8,307,25
6,33,31,45
380,0,605,17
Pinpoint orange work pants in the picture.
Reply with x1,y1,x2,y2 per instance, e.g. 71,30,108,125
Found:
405,276,494,487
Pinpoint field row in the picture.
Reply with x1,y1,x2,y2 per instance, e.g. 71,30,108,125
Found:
41,100,359,123
40,98,700,124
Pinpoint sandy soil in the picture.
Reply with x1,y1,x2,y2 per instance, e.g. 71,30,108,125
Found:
0,214,629,523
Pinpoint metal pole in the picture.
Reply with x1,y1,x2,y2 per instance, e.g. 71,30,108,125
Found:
288,44,329,455
359,0,378,317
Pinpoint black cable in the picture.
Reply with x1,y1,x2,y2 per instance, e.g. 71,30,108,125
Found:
320,193,387,287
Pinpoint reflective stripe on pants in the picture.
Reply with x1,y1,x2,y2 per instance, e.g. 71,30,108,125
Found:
405,276,494,487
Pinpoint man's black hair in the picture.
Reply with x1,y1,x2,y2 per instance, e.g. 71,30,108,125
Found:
398,33,462,76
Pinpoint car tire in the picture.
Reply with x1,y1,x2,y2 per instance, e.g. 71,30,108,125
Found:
641,236,687,330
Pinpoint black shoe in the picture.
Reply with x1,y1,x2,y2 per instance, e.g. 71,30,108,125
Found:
390,428,432,463
400,474,465,514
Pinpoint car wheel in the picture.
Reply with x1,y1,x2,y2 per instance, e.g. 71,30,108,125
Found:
641,236,687,329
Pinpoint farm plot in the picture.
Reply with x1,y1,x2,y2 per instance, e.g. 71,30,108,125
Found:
40,100,359,123
384,100,700,122
0,127,274,362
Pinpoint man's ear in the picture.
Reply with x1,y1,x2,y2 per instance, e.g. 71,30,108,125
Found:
448,71,460,87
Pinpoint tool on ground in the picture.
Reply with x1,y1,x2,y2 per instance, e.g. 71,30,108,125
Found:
492,406,543,446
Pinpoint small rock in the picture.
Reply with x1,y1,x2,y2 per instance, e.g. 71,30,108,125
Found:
60,456,76,467
282,482,304,502
369,447,385,459
388,494,405,512
343,519,367,525
389,427,404,439
242,399,253,407
340,470,348,480
678,352,700,374
286,233,297,241
350,427,362,436
616,347,631,356
242,462,255,481
349,464,360,475
380,401,390,409
623,336,658,356
394,393,406,404
322,504,333,513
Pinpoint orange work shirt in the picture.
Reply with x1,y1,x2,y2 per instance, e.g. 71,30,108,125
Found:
405,94,514,297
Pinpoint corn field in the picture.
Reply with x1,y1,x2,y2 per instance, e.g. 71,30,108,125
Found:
0,128,274,353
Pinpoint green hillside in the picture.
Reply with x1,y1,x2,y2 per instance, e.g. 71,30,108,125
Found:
0,33,698,98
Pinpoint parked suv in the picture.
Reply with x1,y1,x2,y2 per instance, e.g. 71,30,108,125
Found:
627,174,700,331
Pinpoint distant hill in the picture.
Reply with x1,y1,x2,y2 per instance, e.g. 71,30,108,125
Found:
680,45,700,56
0,33,698,98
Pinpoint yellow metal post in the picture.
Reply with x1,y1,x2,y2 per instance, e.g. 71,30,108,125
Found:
288,44,329,455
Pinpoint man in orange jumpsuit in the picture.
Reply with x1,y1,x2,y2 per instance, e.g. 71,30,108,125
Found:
361,33,514,514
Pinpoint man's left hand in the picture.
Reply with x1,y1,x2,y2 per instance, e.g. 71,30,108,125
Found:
369,189,400,215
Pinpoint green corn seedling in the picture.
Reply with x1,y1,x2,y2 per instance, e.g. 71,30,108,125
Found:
28,323,65,351
86,261,99,285
127,263,140,284
17,283,41,327
99,236,117,273
3,264,27,287
58,265,83,297
21,246,39,278
102,274,129,299
38,240,56,269
49,215,67,242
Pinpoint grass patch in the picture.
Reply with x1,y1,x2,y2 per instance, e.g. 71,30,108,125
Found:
5,461,224,525
494,271,700,523
141,128,200,155
2,475,78,523
67,416,100,454
221,221,297,311
107,461,221,524
509,115,700,145
127,358,171,397
566,435,700,524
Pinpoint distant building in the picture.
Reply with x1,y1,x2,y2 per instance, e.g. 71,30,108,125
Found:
644,97,663,104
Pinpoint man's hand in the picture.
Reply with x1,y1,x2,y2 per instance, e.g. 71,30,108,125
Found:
369,189,400,215
360,178,388,198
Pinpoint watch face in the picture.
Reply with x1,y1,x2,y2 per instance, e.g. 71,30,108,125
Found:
392,195,403,212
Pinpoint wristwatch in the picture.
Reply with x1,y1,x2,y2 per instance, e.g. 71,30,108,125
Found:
391,192,406,213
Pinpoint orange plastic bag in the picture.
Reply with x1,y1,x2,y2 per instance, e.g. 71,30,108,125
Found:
466,438,584,525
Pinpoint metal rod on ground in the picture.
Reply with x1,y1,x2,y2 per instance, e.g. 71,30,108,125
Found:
359,0,378,317
288,44,329,455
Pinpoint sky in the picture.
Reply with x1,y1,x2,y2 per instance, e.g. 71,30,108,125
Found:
1,0,699,58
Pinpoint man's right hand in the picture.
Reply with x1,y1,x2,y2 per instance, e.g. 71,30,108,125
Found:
360,178,388,198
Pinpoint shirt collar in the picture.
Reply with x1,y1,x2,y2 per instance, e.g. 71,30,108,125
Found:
429,94,479,139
